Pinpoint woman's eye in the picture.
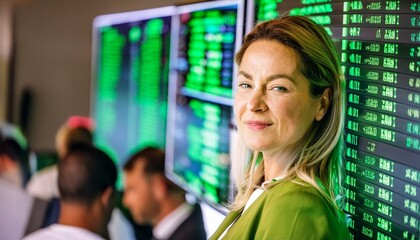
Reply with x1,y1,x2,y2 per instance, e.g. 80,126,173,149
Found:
272,86,287,92
238,83,252,89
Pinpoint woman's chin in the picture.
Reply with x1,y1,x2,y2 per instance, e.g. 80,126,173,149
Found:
245,141,270,152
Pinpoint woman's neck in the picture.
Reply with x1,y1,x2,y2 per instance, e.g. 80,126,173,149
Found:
262,150,292,181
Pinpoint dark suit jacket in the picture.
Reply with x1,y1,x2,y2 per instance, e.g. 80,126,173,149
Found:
168,203,207,240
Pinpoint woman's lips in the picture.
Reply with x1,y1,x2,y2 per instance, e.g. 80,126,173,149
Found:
245,121,273,130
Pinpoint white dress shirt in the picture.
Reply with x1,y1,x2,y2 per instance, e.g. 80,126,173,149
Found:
153,202,193,240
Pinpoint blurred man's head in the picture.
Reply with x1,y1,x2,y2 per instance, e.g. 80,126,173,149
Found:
123,147,185,226
58,143,117,227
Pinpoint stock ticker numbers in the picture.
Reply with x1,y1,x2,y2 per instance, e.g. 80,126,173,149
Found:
254,0,420,239
93,13,172,175
171,97,231,205
168,2,240,208
178,7,237,98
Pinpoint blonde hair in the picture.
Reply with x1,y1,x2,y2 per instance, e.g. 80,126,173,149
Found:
230,16,345,213
55,124,93,159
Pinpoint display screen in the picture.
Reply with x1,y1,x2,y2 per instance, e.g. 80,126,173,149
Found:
252,0,420,238
92,7,175,187
165,1,244,212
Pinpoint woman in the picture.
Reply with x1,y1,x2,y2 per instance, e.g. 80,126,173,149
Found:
210,16,350,239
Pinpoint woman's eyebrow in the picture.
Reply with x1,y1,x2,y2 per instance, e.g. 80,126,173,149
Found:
237,70,252,79
238,70,295,83
266,74,295,84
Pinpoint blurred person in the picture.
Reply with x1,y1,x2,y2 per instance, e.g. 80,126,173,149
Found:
0,138,42,240
0,125,43,240
123,147,206,240
0,122,30,187
23,143,117,240
0,138,30,187
26,122,93,200
210,16,350,239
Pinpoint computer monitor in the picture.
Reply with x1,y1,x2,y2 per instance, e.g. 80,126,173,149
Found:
91,6,175,188
165,0,245,213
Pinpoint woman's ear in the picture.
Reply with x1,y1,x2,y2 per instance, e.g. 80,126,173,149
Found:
315,88,332,121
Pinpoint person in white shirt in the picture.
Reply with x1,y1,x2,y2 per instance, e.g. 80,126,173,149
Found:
24,143,117,240
123,147,206,240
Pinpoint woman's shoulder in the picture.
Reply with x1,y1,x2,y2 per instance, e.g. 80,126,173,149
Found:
260,178,350,239
268,177,325,199
264,178,336,218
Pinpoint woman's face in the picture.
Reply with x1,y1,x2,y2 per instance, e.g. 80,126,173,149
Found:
234,40,324,155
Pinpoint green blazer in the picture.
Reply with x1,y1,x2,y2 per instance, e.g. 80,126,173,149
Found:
210,179,350,240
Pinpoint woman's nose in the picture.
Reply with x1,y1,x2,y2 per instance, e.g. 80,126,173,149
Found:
246,89,268,112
